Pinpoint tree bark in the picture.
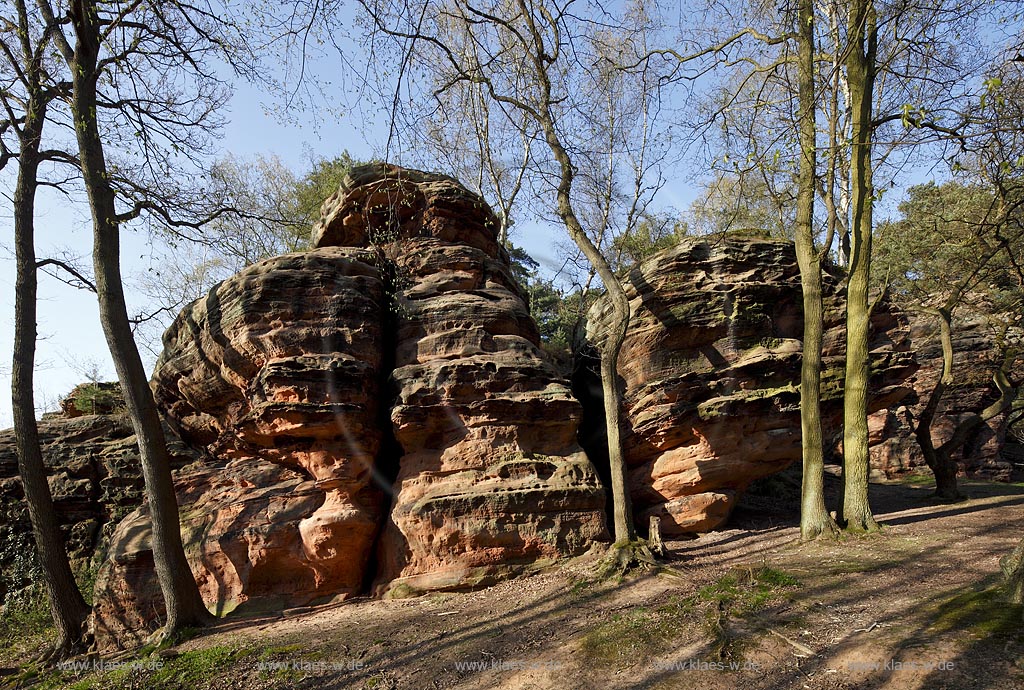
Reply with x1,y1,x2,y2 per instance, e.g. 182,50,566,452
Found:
912,309,963,500
795,0,838,541
512,0,636,543
1002,537,1024,605
841,0,879,532
11,59,91,657
68,0,211,638
545,117,635,543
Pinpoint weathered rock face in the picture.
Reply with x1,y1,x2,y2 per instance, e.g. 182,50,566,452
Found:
90,458,352,649
0,406,195,609
91,248,390,649
868,311,1018,481
90,165,606,647
313,164,608,597
586,235,917,536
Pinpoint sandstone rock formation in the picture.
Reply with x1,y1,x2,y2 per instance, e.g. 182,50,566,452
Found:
67,165,1016,652
586,234,918,536
868,311,1018,481
313,164,608,597
90,458,350,649
0,401,194,610
89,165,607,649
90,248,390,649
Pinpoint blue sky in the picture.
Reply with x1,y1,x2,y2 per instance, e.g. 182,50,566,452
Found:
0,79,388,427
0,72,663,427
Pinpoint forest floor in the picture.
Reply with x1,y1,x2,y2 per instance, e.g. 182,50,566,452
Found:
3,467,1024,690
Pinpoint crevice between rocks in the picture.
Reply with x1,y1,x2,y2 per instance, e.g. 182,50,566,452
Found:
361,253,404,595
571,341,616,536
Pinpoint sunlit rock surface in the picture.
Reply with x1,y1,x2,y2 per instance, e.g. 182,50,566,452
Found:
313,164,608,597
587,235,917,535
91,165,608,650
90,248,389,650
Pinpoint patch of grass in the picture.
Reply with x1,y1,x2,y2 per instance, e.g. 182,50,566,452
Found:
66,679,100,690
579,597,693,668
816,557,888,575
893,472,937,486
569,577,595,597
258,642,306,660
698,566,800,614
693,567,800,665
579,566,800,669
929,586,1024,639
11,661,107,690
23,645,253,690
147,645,251,688
0,583,54,664
382,583,419,600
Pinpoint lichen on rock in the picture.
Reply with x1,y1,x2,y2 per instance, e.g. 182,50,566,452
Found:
585,235,918,536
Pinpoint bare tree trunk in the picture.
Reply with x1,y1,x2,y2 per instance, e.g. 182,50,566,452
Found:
544,119,635,543
512,0,637,544
69,0,211,639
1002,537,1024,605
841,0,879,532
12,81,91,659
796,0,838,541
912,309,963,500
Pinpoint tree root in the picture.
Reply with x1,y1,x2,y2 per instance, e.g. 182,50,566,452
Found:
596,539,665,579
34,618,93,664
144,619,211,650
800,518,840,542
35,635,89,664
932,488,966,503
842,515,880,534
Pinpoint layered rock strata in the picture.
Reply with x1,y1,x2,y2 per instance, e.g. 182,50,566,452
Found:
1,413,136,605
91,165,607,649
587,235,917,535
313,164,608,596
0,402,195,611
91,248,389,649
868,311,1019,480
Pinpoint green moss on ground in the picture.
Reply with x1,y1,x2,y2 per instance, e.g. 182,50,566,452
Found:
579,565,800,669
929,586,1024,639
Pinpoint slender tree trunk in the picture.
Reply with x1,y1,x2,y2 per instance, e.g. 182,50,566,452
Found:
841,0,879,532
513,0,636,544
69,0,211,638
548,129,634,543
912,309,963,500
1002,537,1024,605
599,296,634,543
12,83,91,659
796,0,838,541
922,332,1017,501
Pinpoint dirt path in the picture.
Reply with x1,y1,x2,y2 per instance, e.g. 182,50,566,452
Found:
12,475,1024,690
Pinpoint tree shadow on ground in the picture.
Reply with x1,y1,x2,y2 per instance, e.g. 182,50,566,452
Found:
167,471,1024,690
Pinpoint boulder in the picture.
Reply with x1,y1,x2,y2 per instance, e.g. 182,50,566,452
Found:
91,164,607,648
313,164,608,597
586,234,917,535
96,247,390,649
